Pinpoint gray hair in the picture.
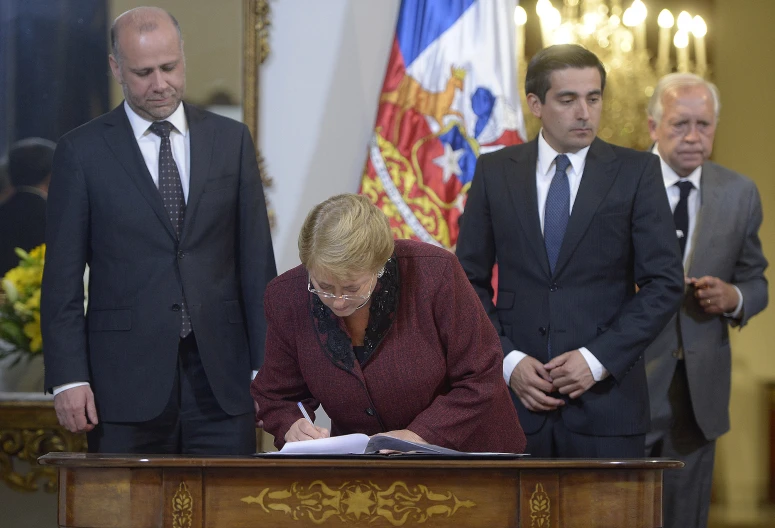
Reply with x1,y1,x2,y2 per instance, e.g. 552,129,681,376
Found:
648,73,721,124
110,7,182,62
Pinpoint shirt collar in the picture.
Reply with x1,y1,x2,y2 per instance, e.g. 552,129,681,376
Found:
537,129,590,177
123,101,189,140
652,143,702,191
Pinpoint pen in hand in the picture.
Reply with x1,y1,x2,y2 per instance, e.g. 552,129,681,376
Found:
286,401,329,442
297,401,314,425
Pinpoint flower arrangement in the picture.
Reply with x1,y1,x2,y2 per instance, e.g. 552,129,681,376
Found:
0,244,45,364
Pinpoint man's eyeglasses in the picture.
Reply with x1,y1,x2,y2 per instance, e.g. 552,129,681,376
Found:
307,273,376,302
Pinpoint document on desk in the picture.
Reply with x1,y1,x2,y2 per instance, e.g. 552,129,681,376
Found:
262,433,523,457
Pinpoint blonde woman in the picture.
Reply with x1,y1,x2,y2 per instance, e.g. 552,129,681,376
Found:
251,194,525,452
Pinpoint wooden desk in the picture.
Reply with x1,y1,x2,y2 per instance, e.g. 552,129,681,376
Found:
39,453,681,527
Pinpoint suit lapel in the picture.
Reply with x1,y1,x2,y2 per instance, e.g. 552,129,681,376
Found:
686,162,723,277
507,141,551,276
553,138,618,276
181,103,214,243
102,105,177,241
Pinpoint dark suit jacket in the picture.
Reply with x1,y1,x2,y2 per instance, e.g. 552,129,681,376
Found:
456,137,684,436
0,189,47,275
645,161,768,441
41,103,276,422
251,239,526,453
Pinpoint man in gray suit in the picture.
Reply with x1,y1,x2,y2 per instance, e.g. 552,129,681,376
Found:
644,73,768,528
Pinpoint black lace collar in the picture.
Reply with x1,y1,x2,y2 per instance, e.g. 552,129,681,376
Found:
309,254,400,371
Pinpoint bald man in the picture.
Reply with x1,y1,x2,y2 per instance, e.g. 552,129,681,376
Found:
41,7,276,454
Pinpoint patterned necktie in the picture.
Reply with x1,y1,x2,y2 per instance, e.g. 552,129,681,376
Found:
673,180,694,257
149,120,191,337
544,154,571,275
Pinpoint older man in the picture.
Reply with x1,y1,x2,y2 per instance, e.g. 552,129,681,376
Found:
41,7,276,454
644,73,768,528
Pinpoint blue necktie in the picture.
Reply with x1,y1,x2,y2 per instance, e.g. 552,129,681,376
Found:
544,154,571,275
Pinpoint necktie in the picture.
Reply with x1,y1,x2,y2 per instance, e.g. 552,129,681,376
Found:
544,154,571,275
673,180,694,257
149,121,191,337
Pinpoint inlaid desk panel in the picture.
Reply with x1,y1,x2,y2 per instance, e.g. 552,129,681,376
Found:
38,453,682,527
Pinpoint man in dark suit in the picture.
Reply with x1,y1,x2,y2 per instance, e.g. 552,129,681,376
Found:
644,73,768,528
41,7,276,454
0,138,55,275
456,44,684,458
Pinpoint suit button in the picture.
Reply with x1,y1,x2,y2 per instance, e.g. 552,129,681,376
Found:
365,408,375,416
538,327,547,336
171,304,181,312
672,350,679,358
549,283,558,292
177,250,185,259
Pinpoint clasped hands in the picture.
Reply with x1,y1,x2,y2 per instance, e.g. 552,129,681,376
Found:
509,350,595,412
284,419,426,445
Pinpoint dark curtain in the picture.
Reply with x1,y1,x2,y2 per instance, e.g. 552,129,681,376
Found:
2,0,109,150
0,1,13,159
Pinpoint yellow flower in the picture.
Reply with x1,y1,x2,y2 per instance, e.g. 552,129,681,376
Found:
3,268,24,295
27,245,45,261
2,277,19,303
24,289,41,311
0,243,45,359
3,266,39,295
23,315,42,353
13,300,33,318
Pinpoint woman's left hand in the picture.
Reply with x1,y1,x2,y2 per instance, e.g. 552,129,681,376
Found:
379,429,427,444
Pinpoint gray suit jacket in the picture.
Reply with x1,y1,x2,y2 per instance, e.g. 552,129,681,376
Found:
645,160,768,441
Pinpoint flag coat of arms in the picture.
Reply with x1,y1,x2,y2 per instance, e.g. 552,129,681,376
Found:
360,0,526,248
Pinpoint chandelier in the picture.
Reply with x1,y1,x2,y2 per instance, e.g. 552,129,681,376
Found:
514,0,709,150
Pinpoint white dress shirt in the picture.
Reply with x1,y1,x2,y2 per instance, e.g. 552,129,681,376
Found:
125,101,191,202
503,132,609,386
654,144,743,319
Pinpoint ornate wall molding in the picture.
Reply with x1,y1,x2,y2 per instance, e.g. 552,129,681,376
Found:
0,399,86,493
243,0,274,227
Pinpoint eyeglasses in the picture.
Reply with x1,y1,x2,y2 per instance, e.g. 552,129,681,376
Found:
308,273,376,302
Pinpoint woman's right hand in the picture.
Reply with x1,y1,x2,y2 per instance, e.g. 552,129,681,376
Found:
284,418,330,442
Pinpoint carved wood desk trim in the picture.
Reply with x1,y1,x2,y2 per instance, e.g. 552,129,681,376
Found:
0,396,86,493
39,453,682,527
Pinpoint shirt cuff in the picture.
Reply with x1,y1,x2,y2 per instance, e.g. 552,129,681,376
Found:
578,347,609,382
723,286,744,319
52,382,90,396
252,370,258,380
503,350,528,384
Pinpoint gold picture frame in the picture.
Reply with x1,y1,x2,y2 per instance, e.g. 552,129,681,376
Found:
242,0,274,225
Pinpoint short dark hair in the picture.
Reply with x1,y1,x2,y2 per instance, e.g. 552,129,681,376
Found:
525,44,606,103
8,137,56,187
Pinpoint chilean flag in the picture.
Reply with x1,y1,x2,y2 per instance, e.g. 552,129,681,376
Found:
359,0,525,248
